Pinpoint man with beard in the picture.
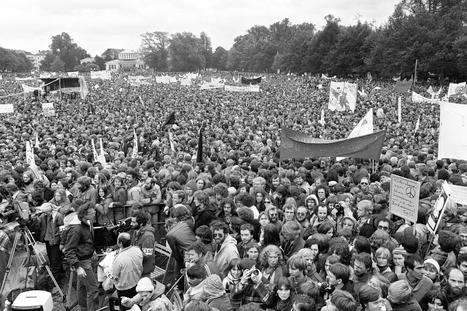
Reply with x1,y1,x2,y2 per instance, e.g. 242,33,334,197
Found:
458,253,467,281
131,209,156,277
439,268,466,305
352,252,373,294
280,220,305,259
265,205,282,231
74,176,97,209
399,254,433,303
126,169,142,206
211,220,239,278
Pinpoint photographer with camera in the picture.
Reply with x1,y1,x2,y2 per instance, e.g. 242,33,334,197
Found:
230,258,273,308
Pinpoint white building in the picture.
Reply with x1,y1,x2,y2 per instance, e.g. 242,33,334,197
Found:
26,51,47,70
105,50,145,71
80,57,95,65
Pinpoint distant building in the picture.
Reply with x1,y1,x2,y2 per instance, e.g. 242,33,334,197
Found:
26,51,48,70
80,57,95,65
101,48,123,61
105,50,145,71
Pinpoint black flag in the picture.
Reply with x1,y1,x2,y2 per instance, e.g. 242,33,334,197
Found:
196,122,206,163
160,111,176,131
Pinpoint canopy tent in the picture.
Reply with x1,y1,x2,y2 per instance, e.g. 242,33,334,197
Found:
40,76,88,99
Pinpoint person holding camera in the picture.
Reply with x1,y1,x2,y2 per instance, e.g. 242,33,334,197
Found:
230,258,273,308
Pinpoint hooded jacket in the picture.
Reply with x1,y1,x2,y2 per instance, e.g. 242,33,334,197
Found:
133,225,156,276
214,234,239,277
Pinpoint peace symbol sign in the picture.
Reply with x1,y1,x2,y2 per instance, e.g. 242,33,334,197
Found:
406,186,416,198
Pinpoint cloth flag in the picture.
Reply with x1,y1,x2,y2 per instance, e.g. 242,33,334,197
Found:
79,76,89,99
280,128,386,160
168,130,175,153
415,115,420,131
98,138,107,165
196,122,205,163
394,79,412,93
131,130,138,158
397,96,402,123
438,102,467,160
328,81,357,112
91,139,99,163
348,109,373,138
318,109,325,126
26,141,36,167
161,112,176,130
412,91,442,104
35,133,40,148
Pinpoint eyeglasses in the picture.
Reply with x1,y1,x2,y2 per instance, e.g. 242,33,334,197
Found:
297,212,307,216
360,182,369,185
264,200,271,204
378,225,389,231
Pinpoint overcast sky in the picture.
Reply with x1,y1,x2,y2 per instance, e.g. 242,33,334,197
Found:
1,0,400,56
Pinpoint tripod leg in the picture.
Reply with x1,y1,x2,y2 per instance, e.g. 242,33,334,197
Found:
0,231,20,295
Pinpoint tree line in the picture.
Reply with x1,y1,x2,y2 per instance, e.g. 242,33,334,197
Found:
1,0,466,79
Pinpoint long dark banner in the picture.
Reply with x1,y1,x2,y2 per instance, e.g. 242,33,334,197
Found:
241,76,262,85
280,128,386,160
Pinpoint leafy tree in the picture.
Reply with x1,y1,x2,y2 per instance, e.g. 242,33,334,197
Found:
140,31,169,70
50,56,65,72
211,47,228,70
94,55,106,70
49,32,89,71
168,32,205,72
40,53,56,71
0,48,32,72
101,48,123,61
199,32,213,69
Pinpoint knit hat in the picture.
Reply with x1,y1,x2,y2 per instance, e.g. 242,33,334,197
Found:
202,275,226,300
424,258,440,274
392,246,407,257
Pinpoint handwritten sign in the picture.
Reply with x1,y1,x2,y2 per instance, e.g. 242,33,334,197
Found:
42,103,55,117
389,174,420,223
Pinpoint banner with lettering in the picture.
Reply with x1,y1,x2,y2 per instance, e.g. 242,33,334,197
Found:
224,85,260,92
447,82,466,97
90,71,111,80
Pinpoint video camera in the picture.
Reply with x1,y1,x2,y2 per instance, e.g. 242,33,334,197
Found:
106,217,132,233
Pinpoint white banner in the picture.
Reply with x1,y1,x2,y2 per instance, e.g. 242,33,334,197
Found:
22,84,41,93
328,81,357,112
224,85,260,92
68,71,79,78
438,102,467,160
42,103,55,117
0,104,14,114
128,76,151,86
412,91,443,104
348,108,373,138
447,82,466,97
389,174,420,223
155,76,173,84
397,96,402,123
181,78,192,86
90,71,111,80
200,83,224,90
427,181,451,234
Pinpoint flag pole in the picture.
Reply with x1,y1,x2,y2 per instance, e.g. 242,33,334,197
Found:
414,59,418,87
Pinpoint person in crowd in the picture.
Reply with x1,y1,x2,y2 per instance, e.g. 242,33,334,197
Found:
184,264,208,305
110,232,143,311
64,204,99,311
211,220,240,277
353,252,374,294
281,220,305,259
387,280,422,311
131,209,156,277
120,277,173,311
399,254,433,303
200,274,232,310
237,223,256,258
185,240,219,276
358,284,391,311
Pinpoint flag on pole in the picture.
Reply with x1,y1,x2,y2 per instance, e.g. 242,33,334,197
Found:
168,129,175,153
397,96,402,123
91,139,99,163
26,141,36,167
348,108,374,138
318,109,325,126
131,130,138,158
415,115,420,131
34,132,40,148
196,122,205,163
99,138,105,157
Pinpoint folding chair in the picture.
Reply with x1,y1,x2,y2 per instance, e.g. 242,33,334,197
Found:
151,243,172,284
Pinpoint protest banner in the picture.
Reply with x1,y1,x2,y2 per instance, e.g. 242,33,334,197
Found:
447,82,466,97
90,70,111,80
427,181,452,234
0,104,14,114
412,91,443,104
224,85,260,92
41,103,55,117
199,83,224,90
280,128,386,160
389,174,420,223
438,102,467,160
328,81,357,112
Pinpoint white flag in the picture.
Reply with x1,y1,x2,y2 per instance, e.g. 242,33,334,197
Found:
98,138,107,165
35,132,40,148
168,129,175,153
131,130,138,158
415,115,420,131
348,109,374,138
26,141,36,167
397,96,402,123
318,109,325,126
91,139,99,163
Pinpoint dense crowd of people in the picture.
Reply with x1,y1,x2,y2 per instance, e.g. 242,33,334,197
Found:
0,70,466,311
